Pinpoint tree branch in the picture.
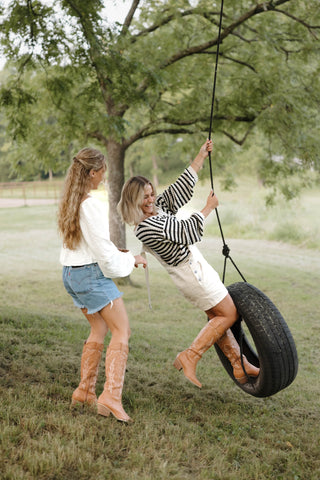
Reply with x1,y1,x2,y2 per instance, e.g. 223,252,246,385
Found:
121,0,141,34
220,124,255,145
130,8,198,42
135,0,292,94
123,123,157,148
274,8,320,39
200,51,257,72
124,127,196,148
161,0,292,69
161,113,256,125
63,0,110,104
87,130,109,148
123,111,258,149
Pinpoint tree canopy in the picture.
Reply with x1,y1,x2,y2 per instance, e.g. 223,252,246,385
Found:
0,0,319,245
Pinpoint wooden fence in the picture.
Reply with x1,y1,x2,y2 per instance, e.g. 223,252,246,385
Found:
0,180,64,206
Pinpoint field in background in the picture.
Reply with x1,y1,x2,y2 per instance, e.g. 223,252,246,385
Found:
0,181,319,479
1,174,318,249
183,175,320,250
0,179,63,202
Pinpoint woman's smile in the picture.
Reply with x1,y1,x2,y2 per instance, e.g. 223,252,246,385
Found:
141,184,155,217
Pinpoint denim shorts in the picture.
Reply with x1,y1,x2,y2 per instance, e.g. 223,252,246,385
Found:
62,263,123,314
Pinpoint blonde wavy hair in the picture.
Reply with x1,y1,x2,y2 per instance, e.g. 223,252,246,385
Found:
118,176,158,226
58,147,106,249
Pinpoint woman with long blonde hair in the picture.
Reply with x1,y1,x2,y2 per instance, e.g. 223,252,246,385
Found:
118,140,259,390
58,147,146,422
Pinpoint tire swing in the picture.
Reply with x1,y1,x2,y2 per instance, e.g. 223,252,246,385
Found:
206,0,298,397
215,282,298,397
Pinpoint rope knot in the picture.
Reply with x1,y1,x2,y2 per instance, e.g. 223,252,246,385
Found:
222,244,230,257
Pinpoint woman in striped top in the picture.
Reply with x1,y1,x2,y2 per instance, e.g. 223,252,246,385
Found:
118,140,259,388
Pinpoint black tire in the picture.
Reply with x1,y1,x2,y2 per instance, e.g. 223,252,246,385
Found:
214,282,298,397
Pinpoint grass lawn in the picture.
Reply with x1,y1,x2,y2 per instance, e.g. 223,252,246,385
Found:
0,178,319,479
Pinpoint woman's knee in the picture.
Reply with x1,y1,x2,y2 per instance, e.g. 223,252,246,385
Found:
99,298,131,340
109,323,131,342
92,321,109,338
207,294,238,322
223,294,238,320
82,310,109,339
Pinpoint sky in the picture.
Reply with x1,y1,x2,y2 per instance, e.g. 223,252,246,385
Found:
0,0,133,69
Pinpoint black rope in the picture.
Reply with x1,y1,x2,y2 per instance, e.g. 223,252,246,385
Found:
208,0,224,145
204,3,260,388
207,0,246,285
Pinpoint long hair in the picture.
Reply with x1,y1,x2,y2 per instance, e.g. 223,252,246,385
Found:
118,176,157,226
58,147,106,249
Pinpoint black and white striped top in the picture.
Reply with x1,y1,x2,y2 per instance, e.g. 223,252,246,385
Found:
135,167,205,266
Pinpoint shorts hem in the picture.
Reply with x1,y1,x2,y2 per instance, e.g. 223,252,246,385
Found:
199,290,228,311
73,292,123,314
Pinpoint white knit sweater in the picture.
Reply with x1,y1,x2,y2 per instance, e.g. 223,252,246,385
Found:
60,196,135,278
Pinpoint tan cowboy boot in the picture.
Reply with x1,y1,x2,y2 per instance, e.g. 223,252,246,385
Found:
173,317,233,388
97,343,132,422
216,330,260,384
71,341,104,406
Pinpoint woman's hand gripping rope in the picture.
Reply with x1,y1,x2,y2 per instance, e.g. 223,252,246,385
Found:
191,139,213,173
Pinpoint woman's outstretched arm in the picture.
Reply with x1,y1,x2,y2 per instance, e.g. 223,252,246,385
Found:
190,139,213,174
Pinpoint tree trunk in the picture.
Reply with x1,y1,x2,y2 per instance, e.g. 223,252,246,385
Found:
106,139,126,249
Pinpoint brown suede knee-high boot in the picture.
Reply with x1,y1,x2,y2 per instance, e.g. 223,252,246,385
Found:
173,317,233,388
216,330,260,384
71,341,104,406
97,343,132,422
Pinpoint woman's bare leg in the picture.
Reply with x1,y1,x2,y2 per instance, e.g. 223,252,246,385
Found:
174,294,238,388
97,297,131,346
81,309,109,344
206,295,259,383
205,293,238,325
96,297,132,422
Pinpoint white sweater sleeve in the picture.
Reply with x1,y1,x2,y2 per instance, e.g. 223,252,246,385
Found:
80,197,135,278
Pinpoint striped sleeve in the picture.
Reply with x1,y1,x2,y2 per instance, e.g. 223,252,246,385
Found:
135,216,166,247
156,167,197,215
135,211,205,266
163,212,204,245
